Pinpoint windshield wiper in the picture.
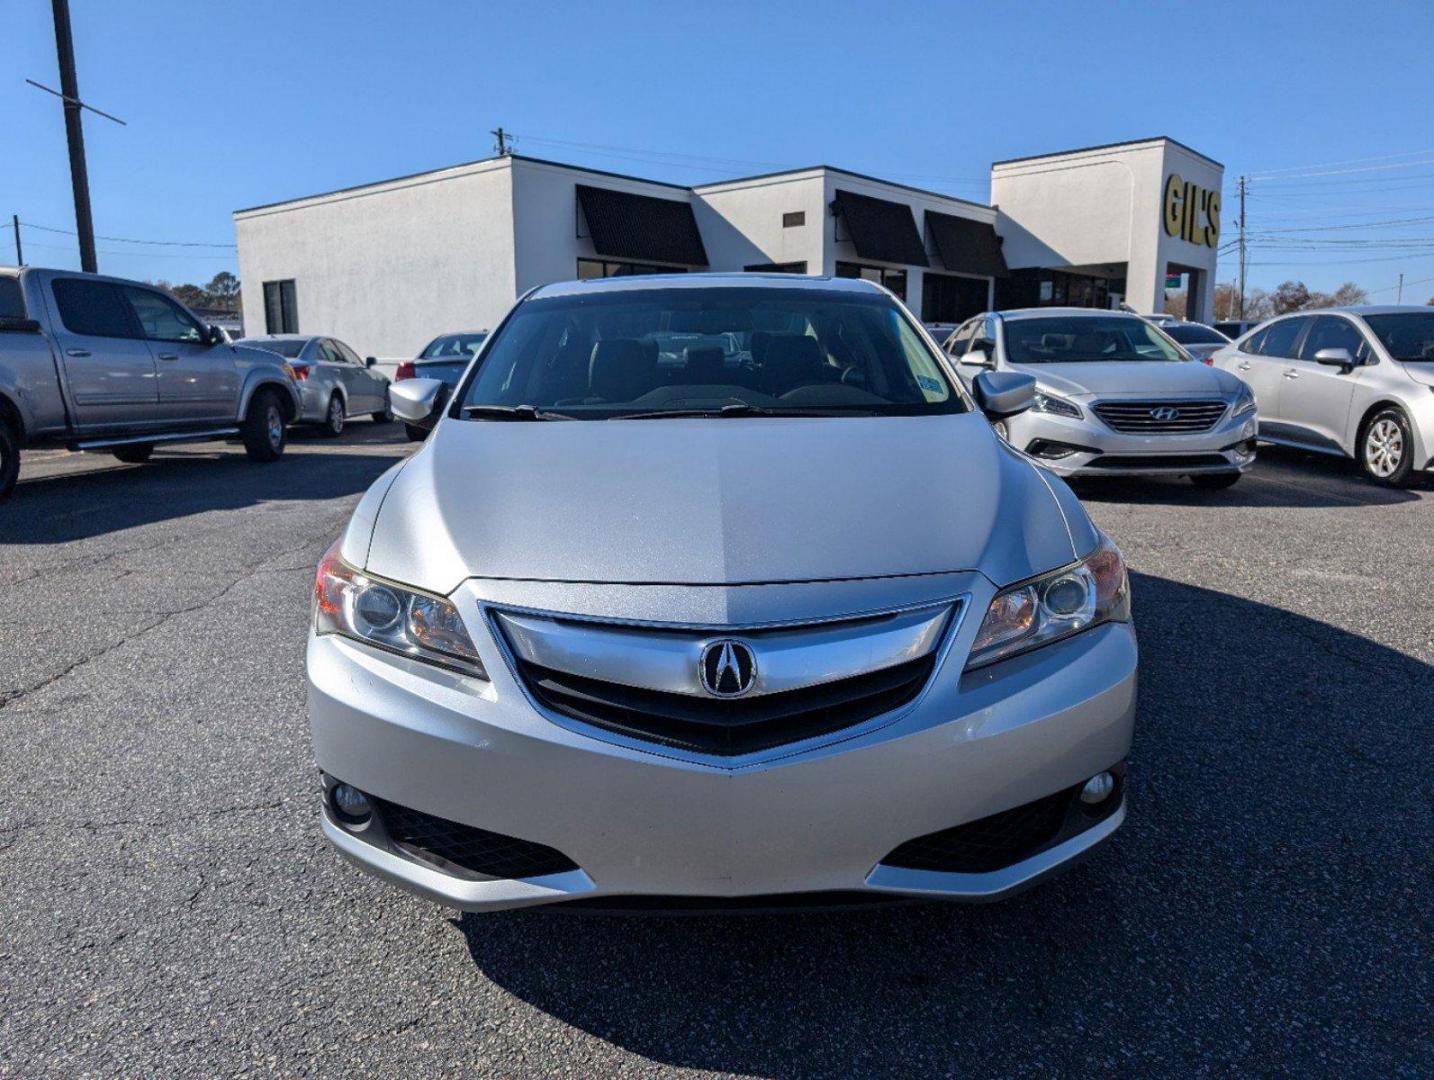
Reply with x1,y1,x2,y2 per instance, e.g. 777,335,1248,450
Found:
618,403,872,420
461,404,572,421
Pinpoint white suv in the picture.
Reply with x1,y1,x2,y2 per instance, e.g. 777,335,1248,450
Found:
1210,307,1434,486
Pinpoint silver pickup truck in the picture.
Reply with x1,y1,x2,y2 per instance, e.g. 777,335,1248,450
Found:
0,266,302,501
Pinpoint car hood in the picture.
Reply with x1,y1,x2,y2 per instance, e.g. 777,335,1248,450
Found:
1399,361,1434,388
360,413,1086,594
1009,359,1240,399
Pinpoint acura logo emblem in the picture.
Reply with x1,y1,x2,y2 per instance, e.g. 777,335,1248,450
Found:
1150,406,1181,421
699,639,757,697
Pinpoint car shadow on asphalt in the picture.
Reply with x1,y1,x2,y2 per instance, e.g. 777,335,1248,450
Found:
1,431,409,544
452,572,1431,1078
1068,444,1425,509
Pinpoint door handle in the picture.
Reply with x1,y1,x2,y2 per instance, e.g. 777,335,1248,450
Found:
1282,370,1300,379
65,348,91,358
1236,361,1251,371
157,352,179,361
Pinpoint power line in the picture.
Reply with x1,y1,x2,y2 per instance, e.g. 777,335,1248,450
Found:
1250,156,1434,182
16,219,235,248
1247,147,1434,177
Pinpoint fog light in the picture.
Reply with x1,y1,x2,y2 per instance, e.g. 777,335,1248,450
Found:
1080,771,1115,805
331,783,373,824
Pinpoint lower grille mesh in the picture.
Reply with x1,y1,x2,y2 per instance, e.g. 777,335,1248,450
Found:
372,797,579,880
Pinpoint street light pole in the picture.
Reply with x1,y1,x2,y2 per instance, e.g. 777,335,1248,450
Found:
50,0,97,272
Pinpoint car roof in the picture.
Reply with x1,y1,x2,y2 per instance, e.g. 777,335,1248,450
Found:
238,333,316,341
529,272,884,301
996,307,1151,322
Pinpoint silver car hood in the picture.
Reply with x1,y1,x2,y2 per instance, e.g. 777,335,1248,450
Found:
1010,360,1240,399
359,414,1087,594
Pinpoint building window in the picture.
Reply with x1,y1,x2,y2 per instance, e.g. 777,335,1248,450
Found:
263,279,298,333
782,211,805,228
835,261,906,301
744,261,808,274
921,272,991,323
576,258,687,280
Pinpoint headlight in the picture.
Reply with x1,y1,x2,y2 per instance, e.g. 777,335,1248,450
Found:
1032,389,1083,419
965,534,1129,670
1232,385,1257,418
314,541,487,679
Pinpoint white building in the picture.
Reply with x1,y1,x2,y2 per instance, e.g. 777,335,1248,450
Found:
234,136,1222,357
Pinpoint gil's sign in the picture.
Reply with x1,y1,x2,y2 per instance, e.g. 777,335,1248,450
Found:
1163,174,1220,248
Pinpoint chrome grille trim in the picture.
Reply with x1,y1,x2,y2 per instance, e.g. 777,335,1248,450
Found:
1091,399,1229,434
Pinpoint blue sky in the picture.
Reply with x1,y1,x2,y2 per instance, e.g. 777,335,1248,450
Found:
4,0,1433,301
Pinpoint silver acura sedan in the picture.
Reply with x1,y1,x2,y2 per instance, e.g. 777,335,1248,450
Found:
235,334,393,435
942,309,1258,488
1209,306,1434,486
308,274,1135,912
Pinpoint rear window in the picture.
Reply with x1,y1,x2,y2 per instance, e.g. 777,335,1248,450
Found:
52,279,136,338
238,338,307,358
1163,323,1228,345
0,277,24,320
420,333,488,359
458,285,964,419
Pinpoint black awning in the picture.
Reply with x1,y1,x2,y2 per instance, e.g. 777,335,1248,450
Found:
575,185,708,266
926,211,1009,277
831,190,928,267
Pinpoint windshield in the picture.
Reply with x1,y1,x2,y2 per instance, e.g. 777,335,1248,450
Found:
1163,323,1228,345
420,332,488,359
241,338,307,358
456,286,964,419
1004,316,1186,364
1363,313,1434,362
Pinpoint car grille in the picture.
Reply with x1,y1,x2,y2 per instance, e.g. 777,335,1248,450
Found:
372,796,579,880
515,652,938,757
1092,399,1228,434
1085,453,1230,470
880,773,1123,874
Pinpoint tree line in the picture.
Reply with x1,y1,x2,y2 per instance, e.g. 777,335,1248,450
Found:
151,271,241,315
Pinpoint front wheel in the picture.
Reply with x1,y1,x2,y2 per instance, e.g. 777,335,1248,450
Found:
112,444,155,464
404,422,428,443
372,394,394,424
0,420,19,502
241,389,287,462
1360,407,1417,487
1191,472,1241,490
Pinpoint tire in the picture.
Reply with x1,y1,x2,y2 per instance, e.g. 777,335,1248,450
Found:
372,395,394,424
1359,407,1417,487
322,394,345,437
241,388,287,462
0,420,19,503
1191,471,1241,490
112,444,155,464
404,423,428,442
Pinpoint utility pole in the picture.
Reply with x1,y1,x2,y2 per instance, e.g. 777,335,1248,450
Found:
51,0,96,272
1397,272,1404,303
11,216,21,266
1236,175,1248,321
491,127,512,156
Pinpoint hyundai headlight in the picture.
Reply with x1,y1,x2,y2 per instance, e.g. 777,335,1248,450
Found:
1032,390,1083,419
965,534,1129,670
314,541,487,678
1232,384,1257,418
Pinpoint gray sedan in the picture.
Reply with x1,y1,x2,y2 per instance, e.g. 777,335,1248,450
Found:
236,335,392,435
943,309,1258,488
310,273,1134,913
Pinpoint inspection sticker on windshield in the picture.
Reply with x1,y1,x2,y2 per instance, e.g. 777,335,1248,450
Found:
917,375,942,393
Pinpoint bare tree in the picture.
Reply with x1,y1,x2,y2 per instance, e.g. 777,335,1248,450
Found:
1163,291,1187,318
1271,280,1312,314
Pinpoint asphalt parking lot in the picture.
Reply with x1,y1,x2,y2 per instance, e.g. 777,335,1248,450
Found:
1,426,1430,1078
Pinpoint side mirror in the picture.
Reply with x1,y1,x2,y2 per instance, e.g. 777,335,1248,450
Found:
206,324,226,346
365,356,377,368
390,377,448,430
1313,347,1355,371
972,370,1036,420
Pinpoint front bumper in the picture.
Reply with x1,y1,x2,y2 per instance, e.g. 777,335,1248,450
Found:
307,574,1137,911
1006,402,1258,477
